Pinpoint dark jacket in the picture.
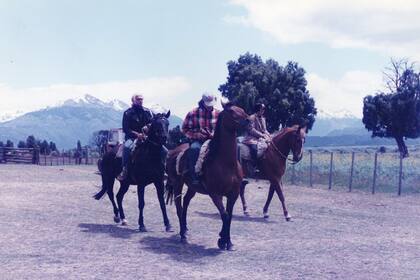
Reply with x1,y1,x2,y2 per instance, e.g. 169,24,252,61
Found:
122,106,153,140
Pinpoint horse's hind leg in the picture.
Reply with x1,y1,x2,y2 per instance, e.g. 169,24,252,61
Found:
137,185,147,232
173,180,185,241
273,180,291,221
180,188,195,240
240,180,249,216
116,182,130,225
106,178,120,223
154,180,172,232
263,183,275,218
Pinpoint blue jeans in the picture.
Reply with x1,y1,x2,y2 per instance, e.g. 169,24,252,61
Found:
122,139,135,168
188,141,203,181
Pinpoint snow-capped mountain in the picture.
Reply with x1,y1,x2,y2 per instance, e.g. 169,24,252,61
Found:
0,110,25,123
0,94,182,149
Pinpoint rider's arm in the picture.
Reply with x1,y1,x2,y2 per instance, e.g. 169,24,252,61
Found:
122,111,137,139
182,111,205,140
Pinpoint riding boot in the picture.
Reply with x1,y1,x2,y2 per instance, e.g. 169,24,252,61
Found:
188,142,202,186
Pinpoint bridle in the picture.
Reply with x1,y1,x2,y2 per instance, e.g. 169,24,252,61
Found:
269,133,304,165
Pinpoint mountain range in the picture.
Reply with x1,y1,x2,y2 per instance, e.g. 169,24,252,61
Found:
0,95,183,149
1,95,417,149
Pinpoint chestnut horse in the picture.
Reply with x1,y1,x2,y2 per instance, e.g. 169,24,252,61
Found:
165,104,249,250
239,125,306,221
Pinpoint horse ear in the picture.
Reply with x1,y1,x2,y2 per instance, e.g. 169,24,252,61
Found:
165,110,171,119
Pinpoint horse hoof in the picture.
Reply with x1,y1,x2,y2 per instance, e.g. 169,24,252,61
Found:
139,226,147,232
180,236,188,244
217,238,227,250
285,215,292,222
121,219,128,226
263,212,269,219
243,210,250,216
113,216,121,223
226,242,236,251
165,224,173,232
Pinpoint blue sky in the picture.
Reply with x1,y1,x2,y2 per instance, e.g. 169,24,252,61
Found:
1,0,419,118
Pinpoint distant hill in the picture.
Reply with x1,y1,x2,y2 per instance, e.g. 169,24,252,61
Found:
0,95,183,149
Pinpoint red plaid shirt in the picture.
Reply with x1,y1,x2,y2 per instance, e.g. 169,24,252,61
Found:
182,105,220,140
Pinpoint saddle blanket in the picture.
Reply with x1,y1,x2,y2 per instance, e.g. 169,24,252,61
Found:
238,139,268,161
175,140,211,176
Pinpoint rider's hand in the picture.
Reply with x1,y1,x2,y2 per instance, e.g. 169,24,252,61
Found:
137,133,146,141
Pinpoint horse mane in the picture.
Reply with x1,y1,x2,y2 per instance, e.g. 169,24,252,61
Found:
272,125,299,142
205,111,225,164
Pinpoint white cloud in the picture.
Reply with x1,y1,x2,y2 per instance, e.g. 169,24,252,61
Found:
307,71,384,118
0,77,192,117
227,0,420,59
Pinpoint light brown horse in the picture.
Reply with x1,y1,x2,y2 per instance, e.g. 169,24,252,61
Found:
165,103,250,250
239,125,306,221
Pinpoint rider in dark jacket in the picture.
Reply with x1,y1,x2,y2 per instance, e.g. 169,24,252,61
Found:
118,94,153,180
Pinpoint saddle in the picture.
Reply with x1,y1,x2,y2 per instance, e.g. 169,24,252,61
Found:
175,140,210,176
237,139,268,162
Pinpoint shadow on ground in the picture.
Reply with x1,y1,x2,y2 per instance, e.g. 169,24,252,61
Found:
140,235,222,263
78,223,138,239
195,211,275,223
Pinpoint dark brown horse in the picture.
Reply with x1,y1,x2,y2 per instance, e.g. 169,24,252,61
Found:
165,103,250,250
94,112,172,232
239,125,306,221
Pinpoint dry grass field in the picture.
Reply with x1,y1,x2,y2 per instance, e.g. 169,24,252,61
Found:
1,164,419,279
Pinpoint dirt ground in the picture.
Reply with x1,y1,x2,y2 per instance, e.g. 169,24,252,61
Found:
1,165,419,280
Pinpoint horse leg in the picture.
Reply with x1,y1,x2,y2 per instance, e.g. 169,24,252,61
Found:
225,192,239,251
210,194,229,250
240,180,249,216
180,188,195,241
116,182,130,225
107,178,120,223
137,185,147,232
154,180,172,232
263,184,275,219
273,181,291,221
173,181,185,241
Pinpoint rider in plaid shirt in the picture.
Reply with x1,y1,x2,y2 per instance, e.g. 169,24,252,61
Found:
182,93,220,185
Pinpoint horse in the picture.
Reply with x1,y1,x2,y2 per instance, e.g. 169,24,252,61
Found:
165,103,250,250
93,111,172,232
239,125,306,221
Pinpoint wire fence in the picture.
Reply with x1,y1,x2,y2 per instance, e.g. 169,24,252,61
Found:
283,150,420,195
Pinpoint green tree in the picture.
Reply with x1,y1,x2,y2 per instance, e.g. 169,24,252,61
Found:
26,135,37,148
49,141,57,152
0,141,4,147
363,59,420,158
40,140,50,155
219,53,317,131
18,140,26,148
6,140,14,148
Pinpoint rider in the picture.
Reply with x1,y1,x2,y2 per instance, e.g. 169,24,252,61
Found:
117,94,153,181
243,103,271,163
182,92,220,185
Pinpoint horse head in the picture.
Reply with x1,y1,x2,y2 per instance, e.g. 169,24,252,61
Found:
148,110,171,145
221,101,250,133
288,125,306,163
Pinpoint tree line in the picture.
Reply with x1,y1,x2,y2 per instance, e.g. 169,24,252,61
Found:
0,135,58,155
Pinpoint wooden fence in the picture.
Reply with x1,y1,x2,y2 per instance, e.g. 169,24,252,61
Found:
0,147,99,166
285,150,420,196
0,147,39,164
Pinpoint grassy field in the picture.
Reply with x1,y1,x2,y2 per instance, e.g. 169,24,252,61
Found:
284,147,420,194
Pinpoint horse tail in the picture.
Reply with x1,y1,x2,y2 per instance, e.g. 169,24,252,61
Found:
93,152,119,200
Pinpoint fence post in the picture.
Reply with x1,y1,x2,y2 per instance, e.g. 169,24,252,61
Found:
328,152,333,190
372,152,378,194
349,152,355,192
398,156,403,196
309,150,313,187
